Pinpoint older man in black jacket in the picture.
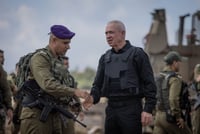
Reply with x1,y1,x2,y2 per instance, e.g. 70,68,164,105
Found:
83,20,157,134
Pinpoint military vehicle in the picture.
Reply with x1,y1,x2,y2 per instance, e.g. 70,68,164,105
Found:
144,9,200,82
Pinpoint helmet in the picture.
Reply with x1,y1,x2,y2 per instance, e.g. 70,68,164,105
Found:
164,51,182,64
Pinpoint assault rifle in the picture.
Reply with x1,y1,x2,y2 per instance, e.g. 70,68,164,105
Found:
21,80,87,128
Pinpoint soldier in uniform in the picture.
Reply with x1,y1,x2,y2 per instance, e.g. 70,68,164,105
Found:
19,25,89,134
83,20,157,134
7,63,21,134
61,56,83,134
0,49,13,134
188,64,200,134
153,51,192,134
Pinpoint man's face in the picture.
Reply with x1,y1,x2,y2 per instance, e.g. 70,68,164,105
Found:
195,75,200,82
105,23,124,48
54,38,71,56
0,52,4,65
173,61,181,72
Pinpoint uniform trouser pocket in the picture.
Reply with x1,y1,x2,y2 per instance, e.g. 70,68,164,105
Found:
20,107,62,134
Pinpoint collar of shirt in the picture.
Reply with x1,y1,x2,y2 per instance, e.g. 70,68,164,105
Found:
111,40,131,54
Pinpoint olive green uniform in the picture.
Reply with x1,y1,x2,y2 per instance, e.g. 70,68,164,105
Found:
189,82,200,134
20,46,75,134
189,64,200,134
0,64,12,134
62,74,80,134
7,73,22,134
191,107,200,134
153,66,192,134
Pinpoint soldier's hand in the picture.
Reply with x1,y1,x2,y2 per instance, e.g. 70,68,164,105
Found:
74,89,89,99
78,111,85,121
176,118,184,128
6,108,13,124
83,95,94,111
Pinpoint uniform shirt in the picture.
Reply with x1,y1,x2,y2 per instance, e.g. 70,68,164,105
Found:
30,46,75,98
0,64,12,109
162,66,182,119
90,40,157,113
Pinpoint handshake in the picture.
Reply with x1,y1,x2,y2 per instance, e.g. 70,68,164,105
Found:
74,89,94,110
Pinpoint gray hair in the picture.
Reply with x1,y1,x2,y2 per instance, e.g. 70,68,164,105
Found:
107,20,126,32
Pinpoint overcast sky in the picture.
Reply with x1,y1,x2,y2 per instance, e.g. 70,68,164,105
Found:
1,0,199,73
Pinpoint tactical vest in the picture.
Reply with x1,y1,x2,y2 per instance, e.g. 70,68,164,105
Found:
103,46,140,97
68,74,77,88
188,81,200,107
47,53,80,107
35,48,71,87
21,48,72,105
156,72,176,111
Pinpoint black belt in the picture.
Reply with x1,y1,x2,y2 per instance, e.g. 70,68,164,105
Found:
108,97,141,108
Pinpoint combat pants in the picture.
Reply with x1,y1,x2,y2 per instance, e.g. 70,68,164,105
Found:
20,107,63,134
61,118,75,134
153,110,192,134
191,108,200,134
0,119,5,134
105,98,142,134
13,102,22,134
0,108,6,134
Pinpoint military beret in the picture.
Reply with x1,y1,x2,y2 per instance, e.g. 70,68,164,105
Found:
50,25,75,39
164,51,182,63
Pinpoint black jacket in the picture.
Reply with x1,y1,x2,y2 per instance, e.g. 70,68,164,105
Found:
90,40,157,113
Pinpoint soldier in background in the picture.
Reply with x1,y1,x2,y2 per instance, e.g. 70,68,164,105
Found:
63,56,77,88
188,64,200,134
62,56,84,134
0,49,13,134
153,51,192,134
7,63,21,134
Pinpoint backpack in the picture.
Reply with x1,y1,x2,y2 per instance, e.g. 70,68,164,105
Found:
155,72,190,110
16,52,36,90
16,48,46,90
155,72,176,109
155,71,191,126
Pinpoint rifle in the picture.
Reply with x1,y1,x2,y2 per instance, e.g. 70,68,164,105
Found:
21,80,87,128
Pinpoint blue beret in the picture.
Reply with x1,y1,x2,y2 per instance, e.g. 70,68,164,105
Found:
50,25,75,39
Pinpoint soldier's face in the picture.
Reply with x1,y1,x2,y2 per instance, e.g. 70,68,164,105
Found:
0,52,4,65
195,75,200,82
174,61,181,72
55,38,71,56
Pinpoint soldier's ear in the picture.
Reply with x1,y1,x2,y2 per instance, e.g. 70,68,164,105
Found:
122,31,125,36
